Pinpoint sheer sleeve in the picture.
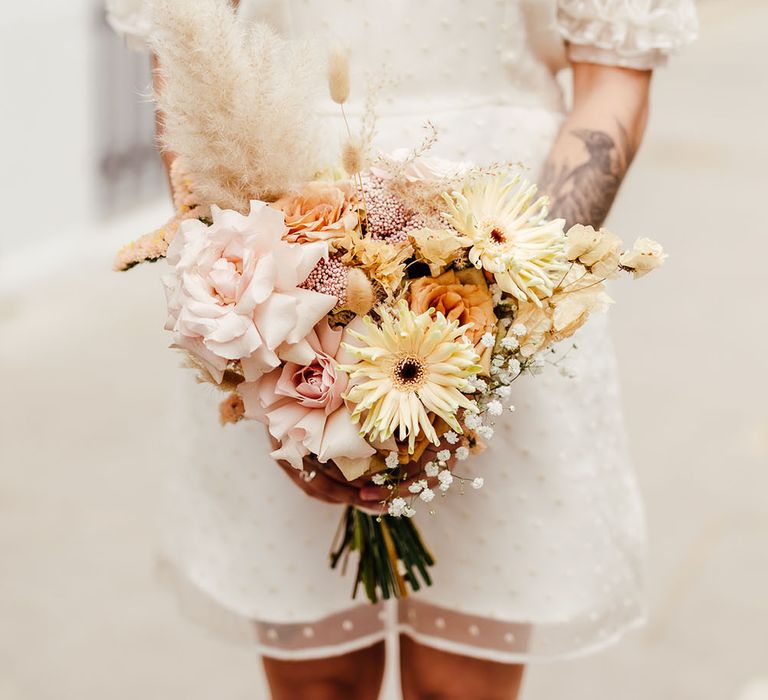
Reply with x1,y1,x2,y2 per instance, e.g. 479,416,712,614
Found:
105,0,152,50
556,0,698,70
105,1,286,48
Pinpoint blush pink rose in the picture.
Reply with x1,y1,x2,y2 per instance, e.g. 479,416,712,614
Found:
163,201,338,383
240,319,375,477
277,351,345,414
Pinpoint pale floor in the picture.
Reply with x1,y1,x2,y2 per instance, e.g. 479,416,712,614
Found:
1,2,767,698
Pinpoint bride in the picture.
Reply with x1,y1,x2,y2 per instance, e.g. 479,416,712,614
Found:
107,0,696,698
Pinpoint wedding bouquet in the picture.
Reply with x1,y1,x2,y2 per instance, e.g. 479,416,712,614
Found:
116,0,666,603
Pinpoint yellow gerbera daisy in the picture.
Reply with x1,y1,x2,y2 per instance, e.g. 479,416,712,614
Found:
442,173,568,306
341,301,481,452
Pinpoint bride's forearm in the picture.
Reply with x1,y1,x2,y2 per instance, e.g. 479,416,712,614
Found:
540,62,652,229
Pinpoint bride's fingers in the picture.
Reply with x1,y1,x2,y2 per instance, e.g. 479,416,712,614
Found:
320,464,366,486
279,461,385,510
278,464,338,504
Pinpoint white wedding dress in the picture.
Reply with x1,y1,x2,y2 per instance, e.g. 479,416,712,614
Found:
107,0,696,663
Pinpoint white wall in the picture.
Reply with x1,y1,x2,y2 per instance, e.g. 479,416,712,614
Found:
0,1,98,256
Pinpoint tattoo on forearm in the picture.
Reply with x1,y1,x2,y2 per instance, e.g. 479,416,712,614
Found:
540,121,637,229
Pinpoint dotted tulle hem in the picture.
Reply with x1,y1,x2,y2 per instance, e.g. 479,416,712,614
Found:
157,558,646,664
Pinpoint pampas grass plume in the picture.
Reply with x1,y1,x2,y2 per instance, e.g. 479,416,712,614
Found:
150,0,324,210
328,44,350,104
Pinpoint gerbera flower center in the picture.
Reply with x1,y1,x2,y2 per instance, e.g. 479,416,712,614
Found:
392,354,427,391
489,226,506,244
480,219,509,245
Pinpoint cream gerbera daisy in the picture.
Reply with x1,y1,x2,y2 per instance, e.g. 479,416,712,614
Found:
442,173,568,306
341,301,481,452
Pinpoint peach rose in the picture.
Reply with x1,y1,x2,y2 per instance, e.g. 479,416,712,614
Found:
409,268,496,372
274,180,359,248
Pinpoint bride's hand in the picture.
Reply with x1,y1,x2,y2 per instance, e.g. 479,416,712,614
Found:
269,437,385,512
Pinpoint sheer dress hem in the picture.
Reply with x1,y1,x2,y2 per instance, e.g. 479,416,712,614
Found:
158,557,647,665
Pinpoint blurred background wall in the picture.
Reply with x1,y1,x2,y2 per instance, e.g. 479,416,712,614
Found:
1,1,767,699
0,0,162,269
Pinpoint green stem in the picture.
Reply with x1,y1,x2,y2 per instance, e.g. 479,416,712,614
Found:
329,507,436,604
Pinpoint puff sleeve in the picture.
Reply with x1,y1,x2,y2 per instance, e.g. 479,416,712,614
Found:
556,0,698,69
105,0,153,49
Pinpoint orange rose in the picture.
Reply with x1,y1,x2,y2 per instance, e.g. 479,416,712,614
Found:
409,268,496,372
274,181,359,248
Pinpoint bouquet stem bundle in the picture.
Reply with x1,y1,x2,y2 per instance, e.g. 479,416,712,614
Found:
330,507,435,603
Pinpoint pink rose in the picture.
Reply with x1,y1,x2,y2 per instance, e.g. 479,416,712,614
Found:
241,319,375,477
163,201,337,383
277,351,345,414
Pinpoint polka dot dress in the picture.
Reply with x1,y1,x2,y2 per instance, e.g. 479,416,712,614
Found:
107,0,697,663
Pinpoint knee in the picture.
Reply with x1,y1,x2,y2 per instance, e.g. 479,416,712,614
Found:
400,635,524,700
403,685,499,700
263,641,385,700
293,679,361,700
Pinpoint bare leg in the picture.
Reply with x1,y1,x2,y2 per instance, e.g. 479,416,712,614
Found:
400,635,524,700
263,641,386,700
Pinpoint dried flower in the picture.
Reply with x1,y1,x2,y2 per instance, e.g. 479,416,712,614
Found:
564,224,602,261
114,160,209,271
342,140,364,175
301,255,350,307
361,177,412,241
343,238,413,297
151,1,323,209
219,393,245,425
510,270,613,356
342,267,376,316
550,275,613,343
327,44,350,105
408,227,472,276
619,238,668,278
